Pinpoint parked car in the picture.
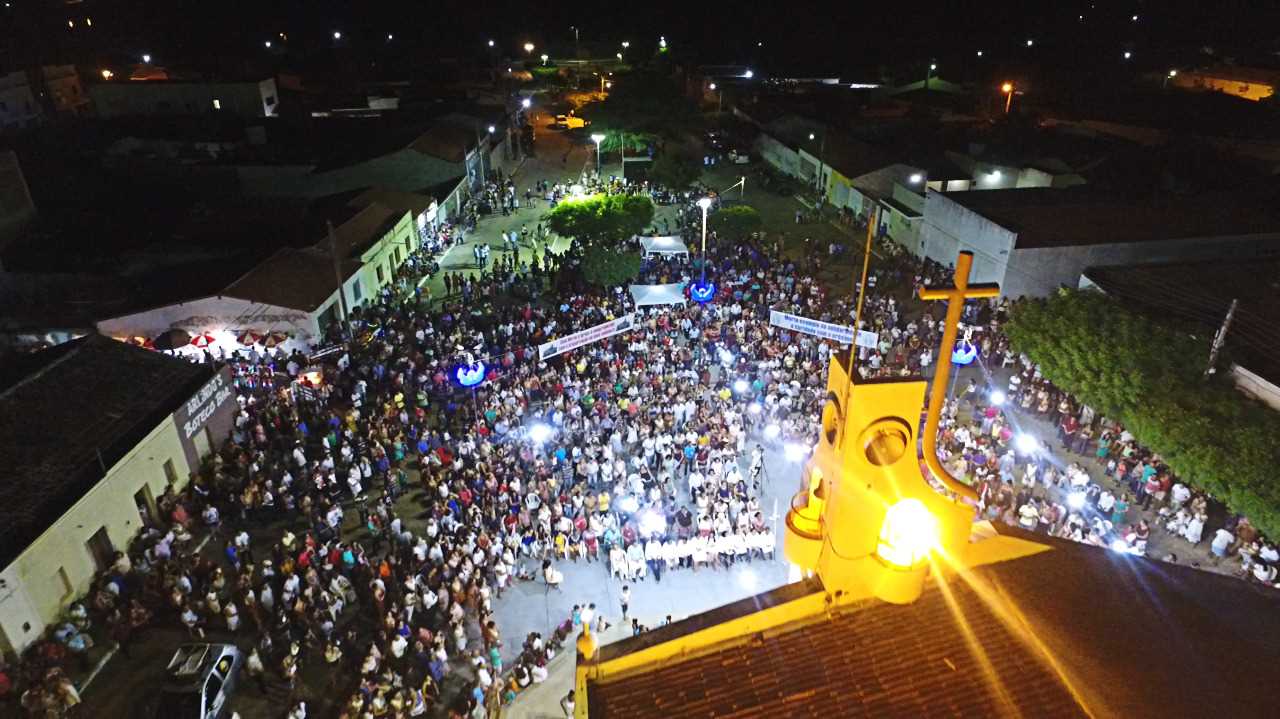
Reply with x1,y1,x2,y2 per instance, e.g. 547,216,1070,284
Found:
158,643,243,719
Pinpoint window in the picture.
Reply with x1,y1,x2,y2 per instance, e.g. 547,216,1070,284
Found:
86,527,114,571
212,98,221,110
163,459,178,485
376,266,385,283
351,278,362,304
264,95,277,107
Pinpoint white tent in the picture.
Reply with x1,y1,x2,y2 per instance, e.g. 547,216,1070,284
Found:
638,235,690,259
629,283,687,307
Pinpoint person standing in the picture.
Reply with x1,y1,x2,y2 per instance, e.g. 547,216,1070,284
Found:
560,691,576,717
619,585,630,619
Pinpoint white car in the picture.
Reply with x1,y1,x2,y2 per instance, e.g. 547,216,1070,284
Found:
159,643,243,719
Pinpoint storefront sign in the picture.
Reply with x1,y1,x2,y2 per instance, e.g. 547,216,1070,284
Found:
769,310,854,345
539,314,636,360
181,372,235,439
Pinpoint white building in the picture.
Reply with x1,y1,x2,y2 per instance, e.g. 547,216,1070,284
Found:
91,77,279,118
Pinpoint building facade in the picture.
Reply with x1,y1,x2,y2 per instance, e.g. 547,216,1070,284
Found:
91,78,279,118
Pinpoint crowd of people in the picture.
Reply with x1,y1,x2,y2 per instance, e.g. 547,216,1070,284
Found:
8,164,1277,719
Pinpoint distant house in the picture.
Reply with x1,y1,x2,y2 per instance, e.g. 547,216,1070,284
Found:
90,77,280,118
916,187,1280,298
0,71,41,130
0,336,235,655
1172,65,1280,102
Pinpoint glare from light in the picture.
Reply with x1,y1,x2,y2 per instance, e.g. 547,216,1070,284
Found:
333,31,341,40
876,498,940,569
1123,51,1132,60
100,69,113,80
529,423,553,445
977,50,984,57
1131,14,1139,21
1110,539,1130,553
748,402,762,415
1001,82,1014,94
697,197,712,210
989,170,1002,180
709,82,717,90
909,173,922,183
617,53,623,60
387,33,394,41
738,568,758,590
618,495,640,514
717,347,734,366
488,40,495,47
1168,69,1178,78
744,69,754,79
142,54,152,63
733,379,750,394
265,41,272,49
1067,492,1086,510
621,41,630,49
764,423,781,439
540,53,549,64
1015,433,1039,454
784,442,808,462
989,390,1006,405
1025,39,1034,47
521,98,531,108
929,63,937,71
524,42,535,53
639,510,667,536
487,125,496,133
808,132,815,140
591,133,605,144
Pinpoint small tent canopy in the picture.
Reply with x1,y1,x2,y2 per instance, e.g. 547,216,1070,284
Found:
638,235,689,259
629,283,687,307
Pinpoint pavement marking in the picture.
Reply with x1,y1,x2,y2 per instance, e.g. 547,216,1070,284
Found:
77,646,118,692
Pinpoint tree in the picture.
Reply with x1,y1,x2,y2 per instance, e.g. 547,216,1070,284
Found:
581,245,642,287
648,151,702,190
709,205,762,238
580,70,701,151
1005,289,1280,537
543,194,654,248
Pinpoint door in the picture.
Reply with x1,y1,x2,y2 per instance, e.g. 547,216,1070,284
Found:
204,673,224,718
134,485,158,527
86,527,114,571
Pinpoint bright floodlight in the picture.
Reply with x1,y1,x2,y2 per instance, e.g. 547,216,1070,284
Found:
876,498,940,569
1168,69,1178,78
521,98,531,108
1026,39,1034,47
709,82,717,90
488,39,495,47
748,402,762,415
930,63,937,70
697,197,712,210
487,125,496,133
1123,51,1132,60
1015,433,1039,454
764,423,781,439
524,42,534,53
1001,82,1014,93
591,133,605,144
989,390,1006,405
744,69,754,78
784,442,808,462
142,54,152,63
333,31,341,40
738,568,758,590
1067,492,1086,510
529,423,553,444
265,41,272,49
909,173,922,183
639,510,667,536
618,495,640,514
733,379,750,394
977,50,984,57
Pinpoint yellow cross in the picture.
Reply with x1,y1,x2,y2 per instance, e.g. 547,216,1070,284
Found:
918,251,999,502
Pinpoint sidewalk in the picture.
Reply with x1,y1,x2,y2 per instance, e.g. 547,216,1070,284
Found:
502,619,636,719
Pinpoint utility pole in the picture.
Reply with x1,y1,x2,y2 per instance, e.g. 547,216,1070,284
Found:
1205,298,1238,377
328,221,349,330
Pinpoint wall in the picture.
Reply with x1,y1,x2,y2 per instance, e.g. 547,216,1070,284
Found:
754,133,803,178
97,295,320,345
1173,72,1275,101
90,78,277,119
918,191,1015,282
0,418,193,654
1230,364,1280,412
350,209,415,303
171,365,237,470
1004,232,1280,299
0,72,41,129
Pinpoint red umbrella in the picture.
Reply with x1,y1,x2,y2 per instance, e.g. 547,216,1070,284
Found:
262,331,289,348
236,329,264,346
189,331,216,348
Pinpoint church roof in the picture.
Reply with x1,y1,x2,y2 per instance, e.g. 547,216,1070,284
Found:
586,526,1280,718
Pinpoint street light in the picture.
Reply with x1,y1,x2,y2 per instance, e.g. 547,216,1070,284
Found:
523,42,534,54
521,98,531,109
709,82,722,114
540,53,549,65
909,173,922,184
1001,82,1014,114
488,125,496,134
743,69,754,79
977,50,984,57
924,60,936,89
659,35,667,50
616,52,623,60
387,33,394,41
1025,39,1034,47
591,132,605,174
333,31,341,40
264,41,272,49
100,69,113,80
691,197,716,304
142,53,152,63
1123,51,1132,60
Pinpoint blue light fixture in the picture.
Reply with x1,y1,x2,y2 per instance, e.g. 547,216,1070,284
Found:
690,280,716,304
951,341,978,366
454,361,487,387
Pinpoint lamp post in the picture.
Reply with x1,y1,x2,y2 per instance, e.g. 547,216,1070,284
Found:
540,53,549,65
1001,82,1014,114
1164,69,1178,89
523,42,534,56
924,60,936,90
808,130,826,196
691,197,715,303
709,82,722,115
591,133,605,175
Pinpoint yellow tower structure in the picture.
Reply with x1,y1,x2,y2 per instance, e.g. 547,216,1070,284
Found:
784,251,1000,603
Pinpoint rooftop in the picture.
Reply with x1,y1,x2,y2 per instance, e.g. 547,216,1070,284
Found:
327,202,402,259
1083,259,1280,385
587,528,1280,718
222,246,360,312
0,335,213,567
937,187,1280,249
348,187,435,218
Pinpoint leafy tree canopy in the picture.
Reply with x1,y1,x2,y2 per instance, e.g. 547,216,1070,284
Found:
581,245,642,287
1005,288,1280,537
710,205,763,238
648,151,702,190
581,70,701,150
543,193,654,248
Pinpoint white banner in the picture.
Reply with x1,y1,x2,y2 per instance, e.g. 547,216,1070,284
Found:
856,330,879,349
769,310,854,345
539,314,636,360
